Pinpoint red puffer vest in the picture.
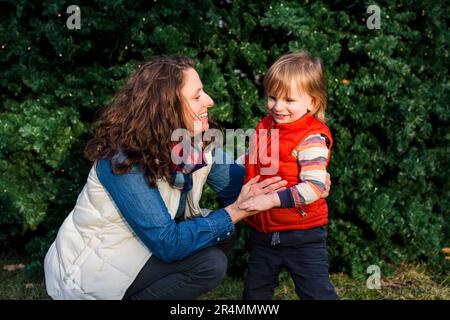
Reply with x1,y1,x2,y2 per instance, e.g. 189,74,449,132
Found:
244,113,333,233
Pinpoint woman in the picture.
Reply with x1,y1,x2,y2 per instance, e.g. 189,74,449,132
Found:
44,55,329,300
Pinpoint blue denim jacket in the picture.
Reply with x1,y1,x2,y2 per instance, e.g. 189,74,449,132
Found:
96,148,244,263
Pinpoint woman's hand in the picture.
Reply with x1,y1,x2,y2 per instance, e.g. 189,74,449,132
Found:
237,175,287,204
226,175,287,223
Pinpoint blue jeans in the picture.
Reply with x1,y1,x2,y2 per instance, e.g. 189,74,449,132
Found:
243,227,339,300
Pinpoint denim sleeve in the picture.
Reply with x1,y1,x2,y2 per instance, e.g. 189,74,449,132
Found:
206,148,245,206
96,159,234,263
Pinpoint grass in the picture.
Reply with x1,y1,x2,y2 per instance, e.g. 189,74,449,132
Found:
201,265,450,300
1,252,448,300
0,252,49,300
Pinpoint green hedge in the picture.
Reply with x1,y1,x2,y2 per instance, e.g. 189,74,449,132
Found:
0,0,448,278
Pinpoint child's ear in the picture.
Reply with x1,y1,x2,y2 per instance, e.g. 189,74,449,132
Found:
308,97,318,113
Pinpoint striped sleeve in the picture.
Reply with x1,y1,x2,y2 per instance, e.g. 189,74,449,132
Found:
277,134,330,208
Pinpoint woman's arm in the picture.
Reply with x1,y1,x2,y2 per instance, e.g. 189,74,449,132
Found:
96,159,235,264
206,148,245,206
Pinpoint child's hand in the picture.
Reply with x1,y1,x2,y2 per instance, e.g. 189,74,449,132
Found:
238,193,281,212
227,176,287,223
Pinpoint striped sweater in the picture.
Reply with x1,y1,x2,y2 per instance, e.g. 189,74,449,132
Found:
277,133,330,208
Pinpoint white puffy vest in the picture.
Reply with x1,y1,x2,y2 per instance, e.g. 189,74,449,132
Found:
44,153,213,300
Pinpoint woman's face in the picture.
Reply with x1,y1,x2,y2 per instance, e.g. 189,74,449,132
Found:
181,68,214,132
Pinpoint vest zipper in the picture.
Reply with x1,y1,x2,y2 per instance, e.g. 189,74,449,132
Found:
299,208,307,217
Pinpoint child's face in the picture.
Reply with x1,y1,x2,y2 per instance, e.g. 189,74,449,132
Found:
267,80,314,124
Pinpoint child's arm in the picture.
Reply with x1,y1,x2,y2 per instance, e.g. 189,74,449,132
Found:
277,133,330,208
238,134,330,212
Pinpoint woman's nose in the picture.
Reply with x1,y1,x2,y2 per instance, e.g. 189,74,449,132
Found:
205,94,214,108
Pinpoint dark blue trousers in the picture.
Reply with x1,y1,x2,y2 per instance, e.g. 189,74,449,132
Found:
123,226,239,300
243,226,339,300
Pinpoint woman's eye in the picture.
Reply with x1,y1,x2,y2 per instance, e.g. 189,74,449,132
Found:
268,96,276,100
195,96,201,100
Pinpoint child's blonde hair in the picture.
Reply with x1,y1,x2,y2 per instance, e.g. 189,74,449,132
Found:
263,51,327,122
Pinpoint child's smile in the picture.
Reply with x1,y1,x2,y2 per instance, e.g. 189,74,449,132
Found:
272,111,291,121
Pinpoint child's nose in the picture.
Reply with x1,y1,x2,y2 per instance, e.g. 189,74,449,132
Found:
273,100,284,110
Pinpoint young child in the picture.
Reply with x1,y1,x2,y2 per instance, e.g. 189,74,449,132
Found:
239,52,339,300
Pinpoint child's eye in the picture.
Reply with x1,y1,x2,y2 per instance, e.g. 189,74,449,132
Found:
268,96,276,100
195,96,201,100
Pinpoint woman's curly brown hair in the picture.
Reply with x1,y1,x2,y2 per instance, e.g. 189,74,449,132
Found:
84,55,194,187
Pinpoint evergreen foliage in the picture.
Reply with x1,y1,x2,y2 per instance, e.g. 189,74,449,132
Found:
0,0,448,278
